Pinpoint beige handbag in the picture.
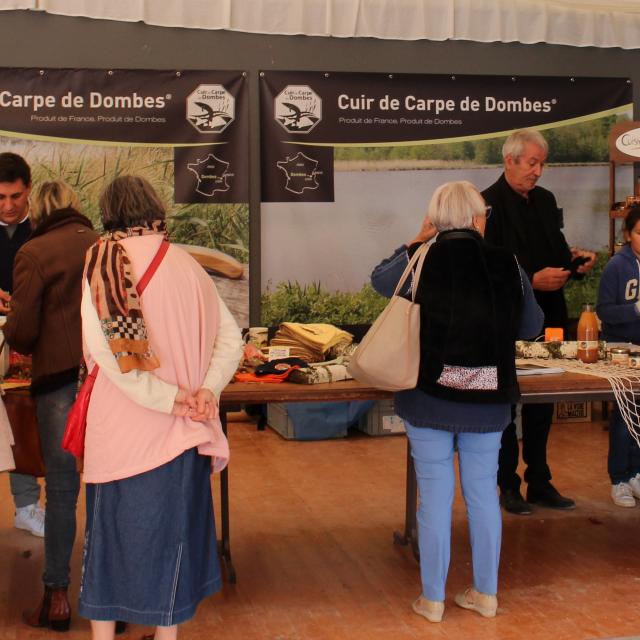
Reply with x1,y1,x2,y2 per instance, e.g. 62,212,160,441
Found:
348,243,429,391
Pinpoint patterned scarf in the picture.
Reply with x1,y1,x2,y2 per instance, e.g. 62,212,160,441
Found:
84,220,168,373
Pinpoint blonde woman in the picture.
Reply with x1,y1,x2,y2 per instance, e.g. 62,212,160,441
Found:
3,180,98,630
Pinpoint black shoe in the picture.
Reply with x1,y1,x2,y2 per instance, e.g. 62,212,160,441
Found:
115,621,127,635
500,489,532,515
526,483,576,510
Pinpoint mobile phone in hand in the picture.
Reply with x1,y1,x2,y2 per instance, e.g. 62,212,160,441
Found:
568,256,589,275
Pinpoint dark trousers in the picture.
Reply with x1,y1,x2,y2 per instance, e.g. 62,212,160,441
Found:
608,406,640,484
498,403,554,493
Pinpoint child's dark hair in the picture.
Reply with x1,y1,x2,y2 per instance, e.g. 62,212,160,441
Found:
624,204,640,235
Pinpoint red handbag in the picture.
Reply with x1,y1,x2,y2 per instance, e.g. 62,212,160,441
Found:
61,365,97,458
62,240,169,459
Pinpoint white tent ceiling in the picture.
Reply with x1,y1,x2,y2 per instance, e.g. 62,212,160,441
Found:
2,0,640,49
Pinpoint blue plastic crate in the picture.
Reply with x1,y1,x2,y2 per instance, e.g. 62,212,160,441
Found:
267,400,374,440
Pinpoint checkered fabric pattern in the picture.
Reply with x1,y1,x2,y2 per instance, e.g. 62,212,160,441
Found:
101,316,151,360
102,316,148,342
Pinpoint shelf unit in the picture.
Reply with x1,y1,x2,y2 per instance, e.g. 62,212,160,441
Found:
608,121,640,255
608,160,637,255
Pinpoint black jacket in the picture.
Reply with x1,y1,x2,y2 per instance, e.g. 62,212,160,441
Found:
411,229,524,404
483,173,572,329
0,216,31,293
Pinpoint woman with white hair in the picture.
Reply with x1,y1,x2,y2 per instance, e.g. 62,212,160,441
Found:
371,180,543,622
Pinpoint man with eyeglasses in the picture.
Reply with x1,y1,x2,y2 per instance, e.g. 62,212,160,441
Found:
482,128,596,516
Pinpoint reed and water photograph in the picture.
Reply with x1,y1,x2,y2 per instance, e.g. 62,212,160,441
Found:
261,114,632,326
2,138,250,326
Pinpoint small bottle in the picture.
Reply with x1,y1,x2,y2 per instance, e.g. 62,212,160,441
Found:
577,303,599,364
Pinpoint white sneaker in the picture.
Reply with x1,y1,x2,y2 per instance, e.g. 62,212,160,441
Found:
611,482,636,508
628,473,640,499
14,503,45,537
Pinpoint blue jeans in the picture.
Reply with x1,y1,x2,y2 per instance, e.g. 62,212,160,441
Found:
406,423,502,601
35,382,80,588
608,407,640,484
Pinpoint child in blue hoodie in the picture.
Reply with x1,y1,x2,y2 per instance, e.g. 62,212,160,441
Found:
596,205,640,507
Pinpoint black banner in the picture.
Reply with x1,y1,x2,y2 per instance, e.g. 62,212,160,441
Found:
260,71,631,201
0,68,250,326
0,68,248,202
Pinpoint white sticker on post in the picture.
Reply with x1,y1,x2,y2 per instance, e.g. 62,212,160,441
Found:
382,415,405,433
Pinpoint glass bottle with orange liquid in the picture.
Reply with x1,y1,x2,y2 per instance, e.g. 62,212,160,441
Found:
577,303,598,363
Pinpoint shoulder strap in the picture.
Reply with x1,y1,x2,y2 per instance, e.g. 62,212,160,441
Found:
136,240,169,296
393,242,430,301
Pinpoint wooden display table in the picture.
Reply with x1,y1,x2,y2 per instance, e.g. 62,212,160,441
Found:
218,371,623,581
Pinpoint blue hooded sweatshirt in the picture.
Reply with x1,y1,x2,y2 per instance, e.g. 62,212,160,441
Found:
596,244,640,343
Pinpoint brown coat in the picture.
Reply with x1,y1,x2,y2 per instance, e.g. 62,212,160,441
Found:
3,208,98,390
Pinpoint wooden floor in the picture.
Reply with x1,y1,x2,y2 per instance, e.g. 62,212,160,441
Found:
2,411,640,640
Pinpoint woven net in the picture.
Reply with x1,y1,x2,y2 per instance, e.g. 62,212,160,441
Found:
518,358,640,446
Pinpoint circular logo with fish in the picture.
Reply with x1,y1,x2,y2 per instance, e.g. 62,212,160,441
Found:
274,85,322,134
186,84,235,133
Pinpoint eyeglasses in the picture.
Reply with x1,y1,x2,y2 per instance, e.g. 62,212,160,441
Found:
484,205,492,219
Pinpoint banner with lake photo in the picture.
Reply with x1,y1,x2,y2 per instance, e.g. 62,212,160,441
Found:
259,71,632,325
0,67,249,326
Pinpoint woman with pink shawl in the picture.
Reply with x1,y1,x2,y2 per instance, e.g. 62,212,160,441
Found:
77,176,243,640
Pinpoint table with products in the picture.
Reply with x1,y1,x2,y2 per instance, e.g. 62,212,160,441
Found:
218,371,622,582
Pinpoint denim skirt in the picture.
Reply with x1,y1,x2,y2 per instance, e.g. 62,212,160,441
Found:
78,448,221,626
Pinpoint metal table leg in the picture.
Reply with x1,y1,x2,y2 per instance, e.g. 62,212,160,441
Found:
393,438,419,561
219,407,236,583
